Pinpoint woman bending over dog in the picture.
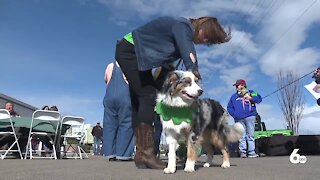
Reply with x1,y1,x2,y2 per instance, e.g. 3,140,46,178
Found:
115,16,231,169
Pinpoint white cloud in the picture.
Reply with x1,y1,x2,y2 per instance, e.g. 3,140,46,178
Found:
96,0,236,21
299,104,320,134
203,64,255,98
197,28,259,97
299,116,320,134
94,0,320,132
96,0,320,76
198,29,260,65
260,47,320,79
258,0,320,78
108,17,128,26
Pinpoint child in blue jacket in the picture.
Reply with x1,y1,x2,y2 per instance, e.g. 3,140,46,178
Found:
227,79,262,158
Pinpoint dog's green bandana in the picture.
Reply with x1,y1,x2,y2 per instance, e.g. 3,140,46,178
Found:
155,101,195,125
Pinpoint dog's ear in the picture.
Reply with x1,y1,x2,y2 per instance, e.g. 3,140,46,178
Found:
154,64,175,90
161,71,180,94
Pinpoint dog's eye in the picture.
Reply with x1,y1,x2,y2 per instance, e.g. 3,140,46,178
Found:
181,77,192,86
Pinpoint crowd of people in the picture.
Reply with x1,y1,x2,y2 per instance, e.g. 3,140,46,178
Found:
1,102,60,156
3,102,59,117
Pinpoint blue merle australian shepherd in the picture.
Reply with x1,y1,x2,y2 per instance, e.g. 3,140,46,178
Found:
156,70,244,174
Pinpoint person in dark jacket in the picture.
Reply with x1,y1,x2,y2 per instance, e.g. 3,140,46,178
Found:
312,67,320,106
227,79,262,158
49,106,59,112
312,67,320,84
5,101,20,117
92,122,103,155
115,16,231,169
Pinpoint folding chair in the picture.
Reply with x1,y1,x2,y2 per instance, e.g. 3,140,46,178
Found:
24,110,61,159
0,109,23,159
61,116,88,159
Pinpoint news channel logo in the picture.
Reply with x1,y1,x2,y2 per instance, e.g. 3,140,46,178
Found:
289,149,307,164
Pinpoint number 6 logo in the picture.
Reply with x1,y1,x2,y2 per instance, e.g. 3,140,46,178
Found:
290,149,307,164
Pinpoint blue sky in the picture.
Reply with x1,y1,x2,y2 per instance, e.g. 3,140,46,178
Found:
1,0,320,134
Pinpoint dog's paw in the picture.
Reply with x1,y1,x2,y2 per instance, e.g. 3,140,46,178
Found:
163,166,176,174
184,160,195,173
203,162,210,167
221,161,230,168
184,166,195,173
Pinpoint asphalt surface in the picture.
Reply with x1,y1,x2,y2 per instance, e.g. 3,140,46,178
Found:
1,155,319,180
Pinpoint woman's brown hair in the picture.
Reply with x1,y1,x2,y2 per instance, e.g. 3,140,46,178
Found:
191,17,231,45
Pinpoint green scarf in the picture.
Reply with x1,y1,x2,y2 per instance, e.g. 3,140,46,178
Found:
155,101,196,125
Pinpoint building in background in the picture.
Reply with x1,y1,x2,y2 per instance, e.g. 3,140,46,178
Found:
0,93,38,116
64,123,94,144
84,125,94,144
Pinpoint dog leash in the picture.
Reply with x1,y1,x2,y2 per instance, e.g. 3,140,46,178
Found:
262,70,315,99
175,58,183,70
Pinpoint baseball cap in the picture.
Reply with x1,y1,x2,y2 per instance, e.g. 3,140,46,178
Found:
233,79,247,86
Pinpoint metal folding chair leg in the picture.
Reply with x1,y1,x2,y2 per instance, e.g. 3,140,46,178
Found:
1,139,22,159
0,109,23,159
79,146,88,159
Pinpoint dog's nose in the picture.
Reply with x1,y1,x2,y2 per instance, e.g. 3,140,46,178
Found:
191,135,198,142
198,89,203,96
191,133,198,143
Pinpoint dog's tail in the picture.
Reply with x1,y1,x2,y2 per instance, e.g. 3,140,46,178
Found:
225,122,244,143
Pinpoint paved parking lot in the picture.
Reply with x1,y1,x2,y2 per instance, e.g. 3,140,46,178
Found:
1,155,319,180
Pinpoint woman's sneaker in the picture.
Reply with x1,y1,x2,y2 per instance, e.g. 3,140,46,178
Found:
248,154,259,158
240,153,247,158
